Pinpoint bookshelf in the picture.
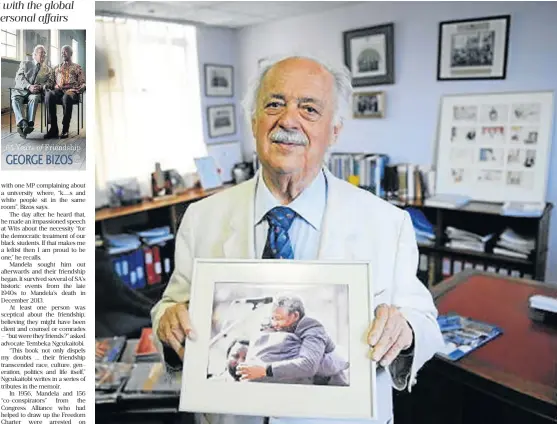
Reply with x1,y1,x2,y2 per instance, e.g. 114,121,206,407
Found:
391,199,552,286
95,176,552,292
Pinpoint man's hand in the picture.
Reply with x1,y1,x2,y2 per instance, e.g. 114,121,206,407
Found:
236,364,267,381
55,84,60,90
156,303,195,360
29,85,40,93
366,304,413,367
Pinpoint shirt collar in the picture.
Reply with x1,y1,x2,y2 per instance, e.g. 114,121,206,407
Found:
254,168,327,231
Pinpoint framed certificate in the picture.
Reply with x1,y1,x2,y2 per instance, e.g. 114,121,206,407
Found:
180,259,376,420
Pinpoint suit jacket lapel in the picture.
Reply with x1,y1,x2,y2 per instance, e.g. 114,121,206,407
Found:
222,177,257,260
318,168,361,261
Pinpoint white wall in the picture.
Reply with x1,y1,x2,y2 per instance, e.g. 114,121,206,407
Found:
234,1,557,282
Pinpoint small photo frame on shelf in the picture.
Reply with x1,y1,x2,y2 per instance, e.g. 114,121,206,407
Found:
194,156,223,190
353,91,385,119
205,64,234,97
180,259,376,420
437,15,511,81
207,104,236,138
343,23,394,87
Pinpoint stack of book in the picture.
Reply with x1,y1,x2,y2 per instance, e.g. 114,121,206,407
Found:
135,226,174,245
105,233,142,255
134,328,162,363
494,228,535,260
445,227,494,252
406,207,435,246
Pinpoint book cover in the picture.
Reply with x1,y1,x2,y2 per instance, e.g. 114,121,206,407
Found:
437,314,503,361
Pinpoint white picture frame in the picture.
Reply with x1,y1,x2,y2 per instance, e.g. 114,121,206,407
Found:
435,91,554,203
180,259,376,420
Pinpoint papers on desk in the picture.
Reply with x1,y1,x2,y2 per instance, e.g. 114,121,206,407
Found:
437,314,503,361
123,363,182,394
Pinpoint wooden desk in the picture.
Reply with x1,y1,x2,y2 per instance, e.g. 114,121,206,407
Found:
394,270,557,424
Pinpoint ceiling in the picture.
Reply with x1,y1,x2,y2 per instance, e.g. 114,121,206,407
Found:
95,1,361,28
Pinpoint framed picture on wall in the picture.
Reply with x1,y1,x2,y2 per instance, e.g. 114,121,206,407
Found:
180,259,376,420
434,90,554,203
437,15,511,81
205,64,234,97
353,91,385,118
207,105,236,138
343,23,395,87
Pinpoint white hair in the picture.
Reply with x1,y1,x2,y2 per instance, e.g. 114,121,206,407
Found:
33,45,46,55
241,54,353,127
61,45,73,55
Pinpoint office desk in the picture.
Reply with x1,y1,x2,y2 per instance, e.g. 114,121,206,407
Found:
394,270,557,424
96,340,188,424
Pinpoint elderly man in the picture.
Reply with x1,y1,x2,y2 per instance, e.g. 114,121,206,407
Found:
152,55,444,424
11,45,53,138
44,45,85,139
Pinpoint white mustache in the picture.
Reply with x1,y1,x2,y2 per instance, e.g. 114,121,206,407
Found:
270,128,308,145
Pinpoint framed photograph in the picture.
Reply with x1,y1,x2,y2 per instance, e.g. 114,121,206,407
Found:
180,259,376,420
435,91,554,203
205,64,234,97
207,105,236,138
343,23,394,87
353,91,385,118
437,15,511,80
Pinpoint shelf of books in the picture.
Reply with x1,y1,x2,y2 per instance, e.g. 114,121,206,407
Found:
329,152,552,286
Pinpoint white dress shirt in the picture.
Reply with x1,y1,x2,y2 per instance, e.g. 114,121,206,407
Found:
254,170,327,260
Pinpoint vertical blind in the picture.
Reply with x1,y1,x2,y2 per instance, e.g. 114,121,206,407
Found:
95,16,206,195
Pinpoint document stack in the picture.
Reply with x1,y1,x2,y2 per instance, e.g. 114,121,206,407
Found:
134,226,175,285
494,228,535,260
445,226,494,252
105,233,146,290
406,207,435,246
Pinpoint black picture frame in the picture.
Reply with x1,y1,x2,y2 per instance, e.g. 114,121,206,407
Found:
343,23,395,87
204,64,234,97
207,104,236,138
437,15,511,81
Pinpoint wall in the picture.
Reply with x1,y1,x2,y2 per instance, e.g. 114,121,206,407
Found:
60,30,87,71
235,1,557,282
196,25,241,148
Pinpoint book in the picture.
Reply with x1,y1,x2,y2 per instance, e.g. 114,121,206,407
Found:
437,314,503,361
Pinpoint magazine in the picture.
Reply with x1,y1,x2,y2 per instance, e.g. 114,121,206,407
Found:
437,314,503,361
